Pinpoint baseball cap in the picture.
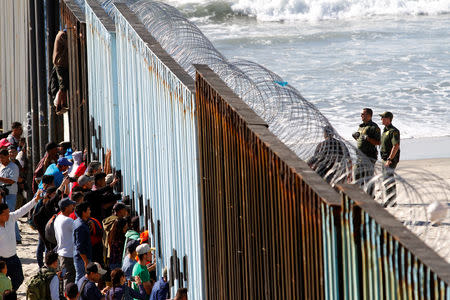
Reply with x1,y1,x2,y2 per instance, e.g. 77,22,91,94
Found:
78,175,94,186
86,262,107,275
126,239,140,253
105,174,114,185
379,111,393,119
58,197,76,210
0,138,11,149
57,157,73,166
113,202,128,213
45,141,58,151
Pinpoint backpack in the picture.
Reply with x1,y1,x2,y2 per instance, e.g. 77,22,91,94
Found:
88,217,103,245
45,213,58,245
27,199,44,229
26,268,56,300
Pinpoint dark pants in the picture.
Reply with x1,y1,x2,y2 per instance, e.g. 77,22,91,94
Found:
0,255,24,290
60,256,76,286
36,237,46,268
55,66,69,91
382,162,397,207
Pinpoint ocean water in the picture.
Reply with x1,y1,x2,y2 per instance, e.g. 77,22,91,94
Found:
163,0,450,144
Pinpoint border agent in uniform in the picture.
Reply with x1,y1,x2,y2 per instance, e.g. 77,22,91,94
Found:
378,111,400,207
352,108,381,183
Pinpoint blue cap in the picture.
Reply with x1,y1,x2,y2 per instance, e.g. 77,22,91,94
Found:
58,197,76,210
65,148,73,160
57,157,73,166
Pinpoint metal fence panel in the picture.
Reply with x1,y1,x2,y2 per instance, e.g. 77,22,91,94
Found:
195,64,342,300
85,0,120,168
0,0,29,130
61,0,90,153
113,4,203,298
339,184,449,299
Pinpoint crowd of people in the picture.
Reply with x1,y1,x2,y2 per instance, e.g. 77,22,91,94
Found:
0,122,188,300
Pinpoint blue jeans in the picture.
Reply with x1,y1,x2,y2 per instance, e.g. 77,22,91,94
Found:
74,254,87,283
5,194,21,242
0,255,24,290
36,237,46,268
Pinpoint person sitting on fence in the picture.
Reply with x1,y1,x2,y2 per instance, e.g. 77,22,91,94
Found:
51,29,69,115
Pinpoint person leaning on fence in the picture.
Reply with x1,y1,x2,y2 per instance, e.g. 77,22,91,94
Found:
39,157,73,190
122,239,139,281
0,190,40,290
0,149,21,243
32,142,59,194
149,266,169,300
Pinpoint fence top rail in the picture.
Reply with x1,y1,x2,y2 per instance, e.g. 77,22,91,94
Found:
85,0,115,32
63,0,86,23
338,183,450,284
195,64,341,207
113,3,195,93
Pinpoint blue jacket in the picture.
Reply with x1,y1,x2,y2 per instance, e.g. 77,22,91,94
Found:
149,278,169,300
73,217,92,259
38,163,64,189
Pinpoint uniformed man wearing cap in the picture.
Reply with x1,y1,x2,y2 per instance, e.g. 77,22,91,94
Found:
352,108,381,182
377,111,400,207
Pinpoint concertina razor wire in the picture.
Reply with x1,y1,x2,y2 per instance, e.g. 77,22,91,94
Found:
87,0,450,262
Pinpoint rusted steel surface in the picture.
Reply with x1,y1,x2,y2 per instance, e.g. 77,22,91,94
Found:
195,64,342,300
60,0,90,153
338,184,449,299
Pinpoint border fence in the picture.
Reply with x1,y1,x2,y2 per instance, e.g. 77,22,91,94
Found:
2,0,449,299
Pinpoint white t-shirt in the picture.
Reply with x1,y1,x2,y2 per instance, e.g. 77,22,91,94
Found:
0,161,19,195
54,214,74,258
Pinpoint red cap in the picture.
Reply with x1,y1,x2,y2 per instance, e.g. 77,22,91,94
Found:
0,138,11,148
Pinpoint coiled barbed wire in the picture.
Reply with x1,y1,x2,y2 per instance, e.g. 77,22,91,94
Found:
91,0,449,261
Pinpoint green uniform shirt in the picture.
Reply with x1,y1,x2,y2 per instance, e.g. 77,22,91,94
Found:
380,124,400,167
357,120,381,160
132,262,150,300
0,273,12,300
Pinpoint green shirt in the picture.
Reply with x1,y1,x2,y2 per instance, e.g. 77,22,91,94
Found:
356,120,381,160
380,124,400,167
132,262,150,300
0,273,12,300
